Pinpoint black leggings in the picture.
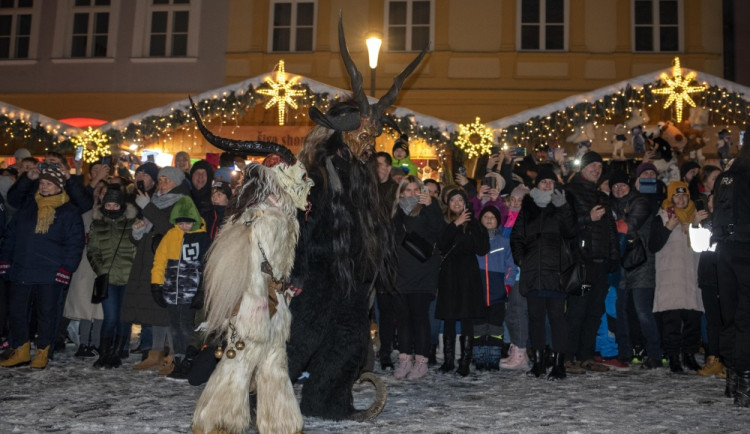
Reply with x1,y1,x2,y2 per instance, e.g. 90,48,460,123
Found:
393,293,434,357
527,296,567,354
443,319,474,344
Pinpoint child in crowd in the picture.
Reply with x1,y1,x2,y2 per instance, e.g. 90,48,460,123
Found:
151,196,210,379
392,134,418,176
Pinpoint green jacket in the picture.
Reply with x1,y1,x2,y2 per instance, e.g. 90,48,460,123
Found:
87,204,138,286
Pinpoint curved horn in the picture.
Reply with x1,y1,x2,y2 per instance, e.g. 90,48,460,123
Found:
189,96,296,164
372,44,429,118
338,12,370,117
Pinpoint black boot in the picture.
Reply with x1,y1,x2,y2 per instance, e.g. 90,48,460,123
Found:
668,354,684,373
547,352,566,381
107,335,126,368
428,344,437,366
93,337,112,369
682,352,701,371
439,335,455,373
117,334,130,360
735,370,750,407
526,349,547,378
726,364,739,398
456,335,473,377
379,350,394,371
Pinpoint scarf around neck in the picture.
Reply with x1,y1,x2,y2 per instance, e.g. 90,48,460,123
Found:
661,197,696,225
35,190,70,234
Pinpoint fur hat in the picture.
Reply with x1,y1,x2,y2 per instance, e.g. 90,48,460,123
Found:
39,166,65,191
579,151,603,169
392,135,409,157
635,162,658,178
169,196,201,230
609,170,631,187
535,164,557,186
158,166,185,187
135,162,159,184
211,180,232,199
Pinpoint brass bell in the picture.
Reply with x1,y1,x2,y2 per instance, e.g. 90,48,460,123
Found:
214,346,223,359
226,348,237,359
235,340,246,351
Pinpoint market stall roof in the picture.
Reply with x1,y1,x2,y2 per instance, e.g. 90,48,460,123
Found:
0,100,82,138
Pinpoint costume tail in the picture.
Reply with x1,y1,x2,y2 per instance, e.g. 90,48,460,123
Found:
349,372,387,422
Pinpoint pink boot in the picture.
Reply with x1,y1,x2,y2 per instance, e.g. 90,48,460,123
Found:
500,346,529,370
394,353,414,379
407,355,429,380
500,344,518,364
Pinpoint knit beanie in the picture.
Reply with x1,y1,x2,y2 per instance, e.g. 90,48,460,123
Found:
211,180,232,200
479,205,503,226
169,196,201,230
14,148,31,161
39,167,66,191
680,161,701,181
392,135,409,157
609,170,631,187
579,151,603,169
102,186,124,208
535,164,557,186
667,180,690,199
510,184,530,199
159,166,185,187
135,162,159,184
635,162,658,178
444,187,468,205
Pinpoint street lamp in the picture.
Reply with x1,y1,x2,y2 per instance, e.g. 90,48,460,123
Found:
366,35,382,97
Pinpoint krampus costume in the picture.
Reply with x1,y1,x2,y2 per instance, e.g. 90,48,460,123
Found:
284,16,426,421
190,97,312,434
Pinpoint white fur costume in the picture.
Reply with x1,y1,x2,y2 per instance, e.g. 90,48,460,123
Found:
192,162,311,434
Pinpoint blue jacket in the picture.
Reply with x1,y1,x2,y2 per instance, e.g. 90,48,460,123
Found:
0,195,84,284
476,232,517,305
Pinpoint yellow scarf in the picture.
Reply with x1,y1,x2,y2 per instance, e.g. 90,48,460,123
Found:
660,197,696,225
35,190,70,234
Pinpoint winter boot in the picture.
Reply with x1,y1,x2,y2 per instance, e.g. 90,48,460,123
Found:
107,335,126,369
379,350,394,371
116,334,130,360
682,352,701,371
726,365,739,398
641,356,663,370
0,342,31,367
526,349,547,378
133,350,163,371
472,336,487,371
547,352,567,381
501,346,529,370
168,356,192,380
439,335,455,373
456,335,474,377
698,355,724,377
74,344,89,358
735,371,750,407
158,354,175,376
30,345,50,369
500,344,517,364
428,344,437,366
93,337,113,369
394,353,414,379
668,354,684,373
407,355,429,380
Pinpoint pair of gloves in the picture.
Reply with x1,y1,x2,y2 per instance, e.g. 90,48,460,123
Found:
151,284,204,310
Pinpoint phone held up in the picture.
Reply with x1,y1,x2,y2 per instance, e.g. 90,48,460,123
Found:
482,175,496,189
456,166,467,176
638,178,657,194
667,206,676,219
137,180,146,193
74,145,84,161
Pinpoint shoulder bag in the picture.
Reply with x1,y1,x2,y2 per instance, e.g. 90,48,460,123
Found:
621,234,647,271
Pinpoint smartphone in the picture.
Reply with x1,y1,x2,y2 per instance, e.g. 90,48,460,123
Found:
667,206,676,219
75,146,84,161
101,156,112,166
136,180,145,192
490,146,501,156
740,130,746,149
638,178,657,194
457,166,467,176
147,154,155,163
482,176,496,189
695,198,705,212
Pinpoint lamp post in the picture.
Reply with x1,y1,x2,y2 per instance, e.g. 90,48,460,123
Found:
366,36,382,97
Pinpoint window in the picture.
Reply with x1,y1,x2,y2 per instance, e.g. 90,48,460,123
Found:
518,0,567,51
148,0,191,57
269,0,315,52
71,0,111,57
633,0,681,52
0,0,34,59
386,0,432,52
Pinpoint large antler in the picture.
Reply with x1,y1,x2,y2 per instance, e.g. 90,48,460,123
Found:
372,44,429,119
189,96,296,164
338,11,370,118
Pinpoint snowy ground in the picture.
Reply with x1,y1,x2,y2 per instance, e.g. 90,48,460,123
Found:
2,346,750,433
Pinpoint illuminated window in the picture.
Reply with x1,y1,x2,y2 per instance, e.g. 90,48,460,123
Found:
269,0,315,52
71,0,112,57
633,0,682,52
148,0,192,57
386,0,432,52
0,0,34,59
518,0,567,51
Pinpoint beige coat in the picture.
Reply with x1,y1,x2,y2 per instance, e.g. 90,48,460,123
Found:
653,209,704,313
63,210,103,321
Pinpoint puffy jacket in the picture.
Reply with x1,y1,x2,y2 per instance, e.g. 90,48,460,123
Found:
151,221,210,305
510,195,577,295
0,195,84,284
477,232,517,305
611,190,657,289
87,204,138,286
565,174,619,263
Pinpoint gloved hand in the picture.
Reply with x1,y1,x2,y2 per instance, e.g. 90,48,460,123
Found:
191,290,205,310
151,284,167,308
55,268,71,286
550,189,567,207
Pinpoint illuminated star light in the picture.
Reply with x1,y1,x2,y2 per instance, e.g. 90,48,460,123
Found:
652,57,705,123
455,117,494,159
257,60,306,126
71,126,111,163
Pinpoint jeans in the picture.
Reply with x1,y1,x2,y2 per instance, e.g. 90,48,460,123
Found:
393,293,433,357
101,285,126,340
167,304,196,357
8,283,64,349
629,287,662,359
505,281,529,348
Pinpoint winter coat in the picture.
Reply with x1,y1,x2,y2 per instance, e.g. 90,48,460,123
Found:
0,194,84,284
611,190,656,290
121,185,188,326
477,232,517,305
649,209,704,313
87,204,138,286
63,210,103,321
151,221,210,305
565,174,619,264
7,173,92,214
435,217,490,320
392,157,418,176
510,195,576,296
393,200,445,295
